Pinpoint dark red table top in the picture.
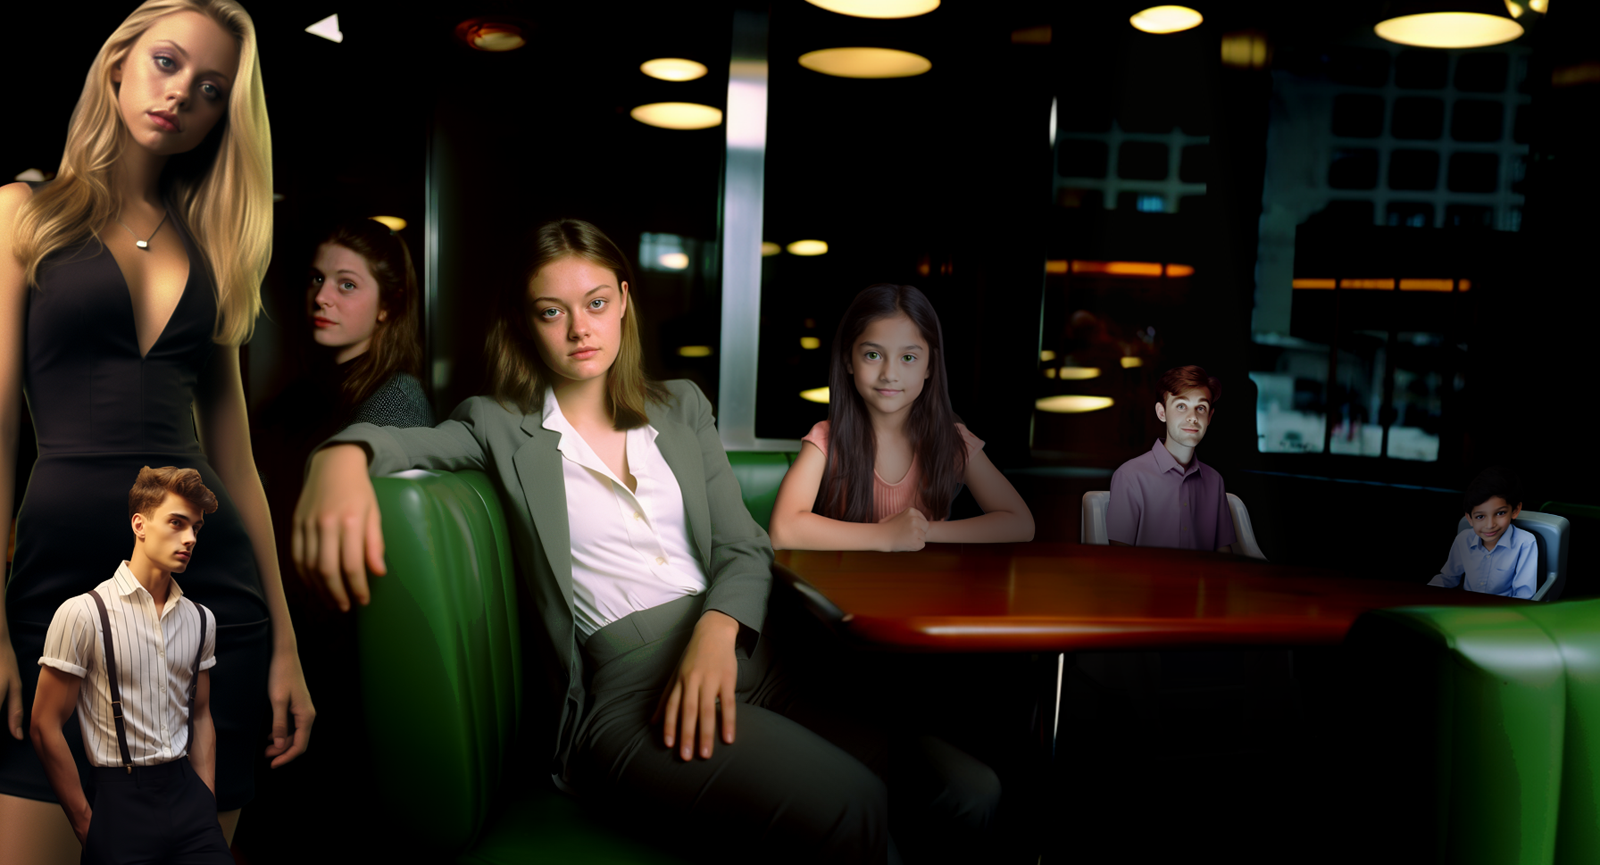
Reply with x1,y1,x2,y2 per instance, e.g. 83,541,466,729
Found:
773,542,1524,651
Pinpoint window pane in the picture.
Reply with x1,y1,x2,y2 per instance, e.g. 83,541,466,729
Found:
1329,332,1386,457
1251,337,1329,454
1384,333,1454,462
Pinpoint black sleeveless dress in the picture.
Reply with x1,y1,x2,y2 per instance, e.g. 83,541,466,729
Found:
1,193,270,811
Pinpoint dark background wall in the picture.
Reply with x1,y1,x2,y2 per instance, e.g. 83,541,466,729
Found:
5,0,1597,587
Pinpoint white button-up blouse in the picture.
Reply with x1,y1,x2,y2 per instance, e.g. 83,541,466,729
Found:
540,389,709,639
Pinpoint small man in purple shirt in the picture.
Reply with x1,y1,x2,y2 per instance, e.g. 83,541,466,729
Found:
1427,466,1538,598
1107,365,1237,553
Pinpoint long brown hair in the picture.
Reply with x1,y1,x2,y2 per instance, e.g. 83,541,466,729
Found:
14,0,271,347
313,217,423,407
484,219,667,427
816,284,967,522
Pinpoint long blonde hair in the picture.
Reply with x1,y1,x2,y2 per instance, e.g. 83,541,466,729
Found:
12,0,270,347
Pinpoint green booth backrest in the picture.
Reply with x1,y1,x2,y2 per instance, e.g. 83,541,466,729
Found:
724,451,796,532
360,469,523,855
355,456,792,857
1345,598,1600,864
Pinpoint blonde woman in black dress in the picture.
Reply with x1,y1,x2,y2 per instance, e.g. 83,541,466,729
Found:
0,2,312,862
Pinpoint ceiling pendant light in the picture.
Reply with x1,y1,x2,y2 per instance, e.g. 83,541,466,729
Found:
798,47,931,79
640,58,708,81
455,18,528,52
630,103,723,130
1129,6,1203,34
805,0,940,18
1375,0,1524,48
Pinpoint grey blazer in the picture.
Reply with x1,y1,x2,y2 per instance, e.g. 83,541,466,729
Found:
320,379,774,770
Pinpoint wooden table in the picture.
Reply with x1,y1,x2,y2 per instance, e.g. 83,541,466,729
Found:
774,541,1524,652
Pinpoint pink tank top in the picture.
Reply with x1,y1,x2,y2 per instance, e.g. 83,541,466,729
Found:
800,421,984,523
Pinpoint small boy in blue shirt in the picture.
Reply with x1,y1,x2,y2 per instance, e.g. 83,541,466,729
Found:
1428,466,1537,599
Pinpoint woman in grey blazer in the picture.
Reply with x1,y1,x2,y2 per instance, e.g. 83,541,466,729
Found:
292,220,899,863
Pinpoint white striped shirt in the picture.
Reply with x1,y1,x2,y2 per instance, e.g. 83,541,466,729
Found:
38,562,217,767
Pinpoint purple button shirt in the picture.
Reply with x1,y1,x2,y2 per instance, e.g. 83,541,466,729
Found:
1106,439,1237,551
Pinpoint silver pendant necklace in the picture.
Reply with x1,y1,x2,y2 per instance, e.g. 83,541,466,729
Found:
114,210,169,250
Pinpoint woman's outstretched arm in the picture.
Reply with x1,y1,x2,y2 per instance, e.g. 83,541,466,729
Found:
0,182,32,742
293,398,493,610
924,448,1034,544
768,442,928,552
195,346,314,767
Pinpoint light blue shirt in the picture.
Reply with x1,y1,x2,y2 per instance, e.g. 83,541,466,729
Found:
1428,523,1537,599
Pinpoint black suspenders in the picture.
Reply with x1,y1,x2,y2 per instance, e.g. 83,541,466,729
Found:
87,590,209,773
187,603,208,754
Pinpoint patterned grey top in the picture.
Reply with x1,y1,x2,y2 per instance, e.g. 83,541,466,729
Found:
350,372,435,430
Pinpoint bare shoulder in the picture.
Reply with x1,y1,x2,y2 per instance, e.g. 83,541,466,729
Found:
0,181,35,236
0,180,35,207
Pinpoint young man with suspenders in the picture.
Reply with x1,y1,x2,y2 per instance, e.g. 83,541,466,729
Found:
29,466,231,863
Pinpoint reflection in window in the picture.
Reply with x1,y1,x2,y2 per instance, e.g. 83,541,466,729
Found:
1331,94,1385,138
1136,194,1166,213
1389,149,1440,190
1387,333,1447,461
1386,201,1433,227
1447,151,1499,192
1328,332,1386,457
1329,148,1380,189
1391,96,1444,139
1260,278,1469,461
1454,52,1509,93
1251,334,1329,454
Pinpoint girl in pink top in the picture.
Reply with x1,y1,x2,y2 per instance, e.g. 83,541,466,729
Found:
770,284,1034,551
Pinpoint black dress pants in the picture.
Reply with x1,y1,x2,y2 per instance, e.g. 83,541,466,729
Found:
81,758,232,865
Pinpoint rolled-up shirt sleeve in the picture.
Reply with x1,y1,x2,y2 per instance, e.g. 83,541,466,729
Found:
1106,467,1140,545
38,597,96,679
1428,533,1468,588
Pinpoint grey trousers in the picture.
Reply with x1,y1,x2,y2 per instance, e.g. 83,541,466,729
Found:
565,595,896,864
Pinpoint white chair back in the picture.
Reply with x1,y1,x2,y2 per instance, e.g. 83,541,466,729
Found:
1081,491,1110,545
1081,489,1266,560
1227,493,1267,561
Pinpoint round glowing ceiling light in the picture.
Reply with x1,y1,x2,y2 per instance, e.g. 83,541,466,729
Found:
369,215,406,231
798,47,932,79
761,241,783,256
787,240,829,256
1036,395,1115,414
801,387,831,404
1120,356,1144,369
455,19,527,52
1374,4,1523,48
805,0,940,18
1058,366,1101,380
641,58,708,81
677,345,713,357
630,102,723,130
658,252,690,270
1129,5,1204,34
800,337,822,350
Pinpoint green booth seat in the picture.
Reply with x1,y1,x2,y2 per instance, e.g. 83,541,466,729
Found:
1344,598,1600,864
356,453,796,862
358,469,689,863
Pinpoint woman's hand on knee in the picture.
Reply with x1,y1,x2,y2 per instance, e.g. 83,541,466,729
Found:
291,444,385,612
652,610,741,761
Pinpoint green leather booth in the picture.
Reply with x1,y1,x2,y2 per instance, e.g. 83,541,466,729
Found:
356,451,793,862
1344,599,1600,864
